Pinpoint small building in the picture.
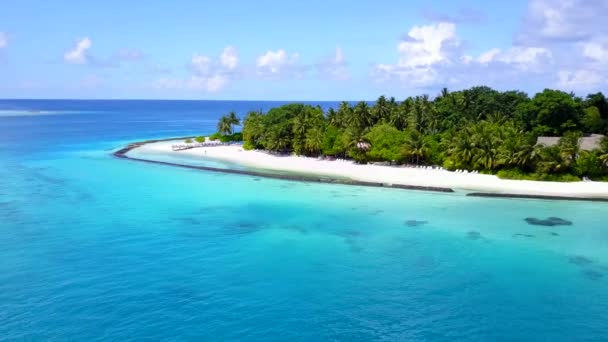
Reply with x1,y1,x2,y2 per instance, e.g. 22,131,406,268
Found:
536,134,604,151
356,141,371,151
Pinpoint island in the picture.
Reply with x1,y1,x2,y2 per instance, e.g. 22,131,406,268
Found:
117,87,608,200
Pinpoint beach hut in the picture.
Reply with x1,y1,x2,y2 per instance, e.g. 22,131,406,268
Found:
536,134,604,151
356,141,371,151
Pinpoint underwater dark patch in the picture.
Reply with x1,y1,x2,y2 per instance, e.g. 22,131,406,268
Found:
524,217,572,227
549,232,560,236
223,221,263,235
286,225,308,234
414,256,436,268
582,270,603,281
236,221,258,229
467,231,482,240
343,236,362,253
342,230,360,237
173,217,202,225
405,220,428,227
569,255,593,266
513,233,535,238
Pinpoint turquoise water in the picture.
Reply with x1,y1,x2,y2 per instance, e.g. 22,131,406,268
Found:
1,100,607,341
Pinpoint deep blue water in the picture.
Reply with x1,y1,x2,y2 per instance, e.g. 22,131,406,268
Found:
1,100,607,341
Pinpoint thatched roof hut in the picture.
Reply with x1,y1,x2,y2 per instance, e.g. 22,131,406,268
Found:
356,141,371,151
536,134,604,151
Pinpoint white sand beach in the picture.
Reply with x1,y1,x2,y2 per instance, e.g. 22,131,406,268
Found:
128,140,608,199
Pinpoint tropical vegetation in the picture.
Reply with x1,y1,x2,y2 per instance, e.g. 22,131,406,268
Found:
216,87,608,181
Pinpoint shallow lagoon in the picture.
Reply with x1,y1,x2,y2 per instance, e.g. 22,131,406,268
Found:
1,100,607,341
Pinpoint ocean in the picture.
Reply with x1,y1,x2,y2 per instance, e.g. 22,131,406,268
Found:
0,100,607,341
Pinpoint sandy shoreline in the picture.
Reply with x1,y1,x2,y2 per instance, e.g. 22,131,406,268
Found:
124,140,608,200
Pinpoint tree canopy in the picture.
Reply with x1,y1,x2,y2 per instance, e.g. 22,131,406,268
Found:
218,86,608,181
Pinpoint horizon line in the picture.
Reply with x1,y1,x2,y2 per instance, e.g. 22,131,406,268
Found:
0,98,370,103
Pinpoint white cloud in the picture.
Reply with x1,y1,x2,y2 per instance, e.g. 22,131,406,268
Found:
370,19,559,91
190,54,212,75
500,47,551,65
582,41,608,63
0,32,7,49
477,48,501,64
154,75,228,93
316,47,350,81
154,46,238,93
558,69,605,90
460,55,473,64
195,74,228,92
474,47,551,68
397,22,457,68
220,46,239,71
520,0,608,43
256,49,301,78
528,0,572,39
513,0,608,92
64,37,92,64
372,22,459,86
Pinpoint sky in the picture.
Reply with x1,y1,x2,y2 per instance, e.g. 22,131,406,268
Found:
0,0,607,100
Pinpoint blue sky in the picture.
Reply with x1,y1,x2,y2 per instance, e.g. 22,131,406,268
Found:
0,0,606,100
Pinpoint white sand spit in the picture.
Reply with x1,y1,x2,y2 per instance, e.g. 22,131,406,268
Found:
128,140,608,199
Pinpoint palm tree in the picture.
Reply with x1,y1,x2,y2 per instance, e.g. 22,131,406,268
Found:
227,111,240,133
305,127,324,155
470,122,501,170
291,113,309,155
373,95,390,124
600,136,608,168
336,101,352,129
393,98,413,130
217,115,232,135
447,129,475,168
292,114,308,137
403,130,428,164
558,131,581,168
507,135,539,169
242,110,264,148
326,108,340,127
351,101,371,133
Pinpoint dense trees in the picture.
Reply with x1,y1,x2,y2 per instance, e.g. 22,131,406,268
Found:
516,89,583,135
217,111,241,135
222,86,608,181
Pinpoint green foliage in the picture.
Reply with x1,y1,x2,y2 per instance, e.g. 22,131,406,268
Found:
233,88,608,182
574,151,605,178
216,111,241,135
209,132,222,141
516,89,582,135
584,92,608,120
557,131,582,170
194,136,205,143
364,124,407,162
497,169,580,182
582,106,603,133
304,127,324,156
403,130,430,164
321,125,345,156
242,111,264,149
219,132,242,142
184,138,193,143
